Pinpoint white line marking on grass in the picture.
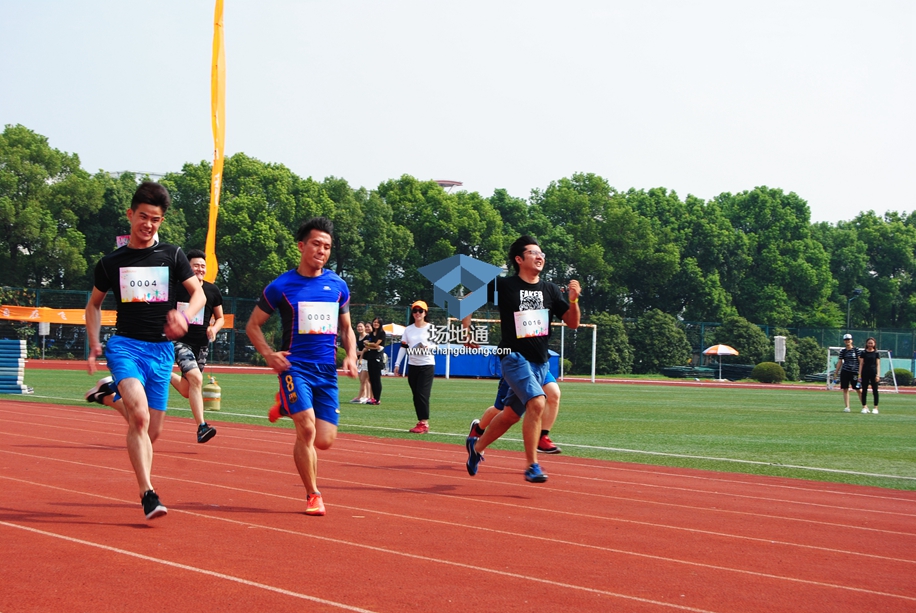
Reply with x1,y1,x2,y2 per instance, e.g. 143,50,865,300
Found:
339,424,916,482
18,399,916,482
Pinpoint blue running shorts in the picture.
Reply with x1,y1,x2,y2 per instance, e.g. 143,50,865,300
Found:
276,362,341,426
500,352,550,417
494,368,556,411
105,335,174,411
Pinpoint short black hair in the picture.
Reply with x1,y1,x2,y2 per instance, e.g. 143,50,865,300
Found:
131,181,171,213
296,217,334,243
186,248,206,261
508,235,539,273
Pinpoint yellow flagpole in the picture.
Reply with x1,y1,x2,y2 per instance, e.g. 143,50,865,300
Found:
204,0,226,283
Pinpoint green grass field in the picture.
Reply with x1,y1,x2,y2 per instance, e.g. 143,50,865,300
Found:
11,369,916,490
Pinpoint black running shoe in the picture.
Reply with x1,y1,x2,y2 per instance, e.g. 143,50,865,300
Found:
85,376,114,405
197,422,217,444
141,490,167,520
466,436,484,476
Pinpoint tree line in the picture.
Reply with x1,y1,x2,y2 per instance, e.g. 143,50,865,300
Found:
3,123,915,336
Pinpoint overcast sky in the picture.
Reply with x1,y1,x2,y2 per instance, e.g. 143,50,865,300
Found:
2,0,913,223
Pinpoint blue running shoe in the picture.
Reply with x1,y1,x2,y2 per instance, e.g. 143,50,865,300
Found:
524,463,548,483
466,436,484,476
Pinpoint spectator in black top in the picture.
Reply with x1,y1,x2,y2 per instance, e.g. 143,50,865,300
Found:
858,337,880,414
350,321,374,404
363,317,386,404
834,333,861,413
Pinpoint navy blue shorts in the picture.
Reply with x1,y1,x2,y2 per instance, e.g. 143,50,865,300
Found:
276,362,341,426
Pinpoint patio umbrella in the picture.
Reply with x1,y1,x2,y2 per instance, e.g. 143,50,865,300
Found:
382,323,406,337
703,344,739,380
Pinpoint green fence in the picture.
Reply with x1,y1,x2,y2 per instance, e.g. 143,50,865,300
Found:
3,287,914,373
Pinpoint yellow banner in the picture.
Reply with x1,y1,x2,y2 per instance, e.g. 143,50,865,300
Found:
204,0,226,283
0,306,235,329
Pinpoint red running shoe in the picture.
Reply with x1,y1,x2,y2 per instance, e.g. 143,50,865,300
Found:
268,392,288,423
306,492,326,516
408,422,429,433
537,434,561,454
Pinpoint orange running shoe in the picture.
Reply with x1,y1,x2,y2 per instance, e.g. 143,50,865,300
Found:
306,492,326,516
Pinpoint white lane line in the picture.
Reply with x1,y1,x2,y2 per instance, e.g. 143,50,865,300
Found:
3,470,916,606
2,425,915,543
0,520,378,613
0,479,916,613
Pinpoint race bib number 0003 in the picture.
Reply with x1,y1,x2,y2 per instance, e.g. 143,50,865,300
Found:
298,302,339,335
119,267,169,303
514,309,549,338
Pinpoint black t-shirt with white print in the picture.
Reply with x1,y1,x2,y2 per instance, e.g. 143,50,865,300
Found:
487,274,569,364
93,243,194,343
838,346,861,372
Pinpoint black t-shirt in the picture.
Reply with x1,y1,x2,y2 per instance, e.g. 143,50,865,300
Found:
93,243,195,342
860,350,879,374
838,347,861,372
365,328,386,358
175,280,223,347
488,275,569,364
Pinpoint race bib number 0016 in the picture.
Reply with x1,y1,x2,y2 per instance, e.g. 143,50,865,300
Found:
514,309,549,338
298,302,339,335
119,267,169,303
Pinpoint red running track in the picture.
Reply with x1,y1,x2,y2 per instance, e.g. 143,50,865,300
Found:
1,400,915,612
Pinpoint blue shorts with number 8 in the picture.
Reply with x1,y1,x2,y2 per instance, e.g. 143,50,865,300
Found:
275,362,341,425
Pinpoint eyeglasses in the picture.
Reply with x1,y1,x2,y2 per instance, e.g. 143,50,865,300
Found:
411,308,425,314
524,250,546,259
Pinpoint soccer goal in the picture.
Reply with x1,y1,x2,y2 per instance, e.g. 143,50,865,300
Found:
826,347,899,393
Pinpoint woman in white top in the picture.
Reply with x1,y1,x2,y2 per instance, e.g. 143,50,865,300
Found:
395,300,437,433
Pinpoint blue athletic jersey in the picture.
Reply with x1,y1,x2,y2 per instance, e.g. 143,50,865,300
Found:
256,268,350,365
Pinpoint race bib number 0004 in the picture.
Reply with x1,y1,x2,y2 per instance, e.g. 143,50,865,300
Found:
514,309,549,338
298,302,339,335
119,267,169,303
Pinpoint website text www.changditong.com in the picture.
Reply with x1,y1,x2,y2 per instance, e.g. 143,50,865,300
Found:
406,346,510,357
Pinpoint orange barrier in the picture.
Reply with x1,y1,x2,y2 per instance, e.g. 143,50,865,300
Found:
0,305,234,329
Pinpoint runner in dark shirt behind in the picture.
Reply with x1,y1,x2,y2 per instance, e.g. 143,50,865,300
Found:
170,248,224,443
